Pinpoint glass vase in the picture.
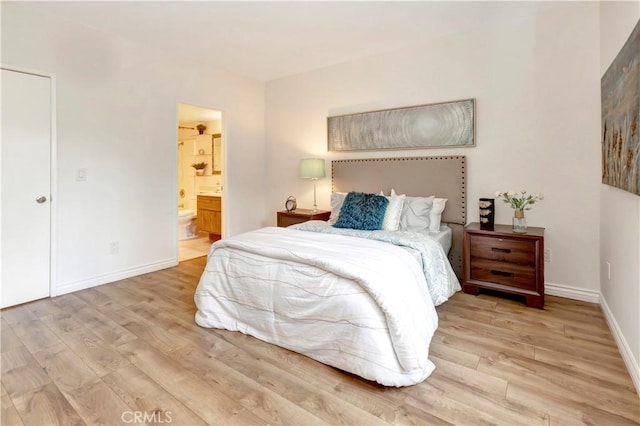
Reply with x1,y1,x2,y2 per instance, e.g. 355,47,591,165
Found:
513,210,527,233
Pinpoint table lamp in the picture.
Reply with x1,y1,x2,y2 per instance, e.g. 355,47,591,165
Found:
299,158,326,212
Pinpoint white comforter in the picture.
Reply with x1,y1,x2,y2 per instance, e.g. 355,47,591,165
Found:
194,225,459,386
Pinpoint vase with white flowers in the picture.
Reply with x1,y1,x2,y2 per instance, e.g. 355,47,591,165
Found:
495,190,543,233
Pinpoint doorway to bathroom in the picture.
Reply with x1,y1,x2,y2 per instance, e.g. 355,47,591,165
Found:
177,103,224,262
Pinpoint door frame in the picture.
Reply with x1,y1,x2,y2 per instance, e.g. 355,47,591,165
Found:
1,64,58,298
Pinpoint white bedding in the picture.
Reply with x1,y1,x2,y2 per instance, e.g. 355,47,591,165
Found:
310,223,451,268
194,225,460,386
290,221,459,306
395,224,452,269
432,224,453,255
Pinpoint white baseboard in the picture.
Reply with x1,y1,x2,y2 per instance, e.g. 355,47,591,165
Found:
600,295,640,396
545,282,600,304
55,258,178,296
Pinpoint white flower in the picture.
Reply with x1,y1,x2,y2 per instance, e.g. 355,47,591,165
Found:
495,188,544,212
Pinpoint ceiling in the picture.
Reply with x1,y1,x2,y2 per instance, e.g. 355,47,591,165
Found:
25,1,542,82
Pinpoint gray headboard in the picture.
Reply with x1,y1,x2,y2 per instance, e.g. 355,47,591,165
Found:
332,156,466,278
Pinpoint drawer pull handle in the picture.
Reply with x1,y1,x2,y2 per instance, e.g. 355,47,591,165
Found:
491,270,513,277
491,247,511,253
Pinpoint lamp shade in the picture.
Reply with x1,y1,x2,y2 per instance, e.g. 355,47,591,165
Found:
300,158,326,179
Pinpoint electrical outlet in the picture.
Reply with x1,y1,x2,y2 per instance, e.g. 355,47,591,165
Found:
109,241,119,255
544,248,552,262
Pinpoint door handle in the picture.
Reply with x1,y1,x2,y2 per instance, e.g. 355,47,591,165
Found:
36,195,47,204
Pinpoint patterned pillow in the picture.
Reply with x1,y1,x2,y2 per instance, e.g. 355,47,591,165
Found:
333,192,389,230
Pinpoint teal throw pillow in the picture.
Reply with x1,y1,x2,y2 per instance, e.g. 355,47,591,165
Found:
333,191,389,231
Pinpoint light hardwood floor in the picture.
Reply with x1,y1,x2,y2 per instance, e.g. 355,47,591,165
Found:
2,257,638,425
178,237,212,262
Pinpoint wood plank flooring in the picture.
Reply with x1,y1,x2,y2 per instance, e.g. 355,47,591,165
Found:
2,257,638,425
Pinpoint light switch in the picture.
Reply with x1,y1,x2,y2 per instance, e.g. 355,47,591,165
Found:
76,168,87,181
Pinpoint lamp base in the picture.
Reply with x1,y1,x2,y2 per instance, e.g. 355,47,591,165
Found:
312,181,318,213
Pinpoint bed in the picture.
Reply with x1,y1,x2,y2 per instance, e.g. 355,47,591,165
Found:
195,156,466,386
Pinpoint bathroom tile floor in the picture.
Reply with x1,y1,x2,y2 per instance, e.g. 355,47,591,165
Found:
178,236,212,262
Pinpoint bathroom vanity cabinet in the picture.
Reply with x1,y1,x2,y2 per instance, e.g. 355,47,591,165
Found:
197,195,221,241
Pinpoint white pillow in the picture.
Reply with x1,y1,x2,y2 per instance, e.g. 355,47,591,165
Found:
429,198,448,233
391,189,433,232
391,188,447,233
381,194,406,231
328,192,347,224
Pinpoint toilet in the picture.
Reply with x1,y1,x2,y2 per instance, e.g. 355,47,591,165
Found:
178,209,197,240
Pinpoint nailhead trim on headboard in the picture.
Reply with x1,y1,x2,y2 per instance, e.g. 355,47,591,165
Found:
331,156,466,224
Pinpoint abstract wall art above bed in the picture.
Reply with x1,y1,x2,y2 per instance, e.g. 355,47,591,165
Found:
327,99,475,152
601,18,640,196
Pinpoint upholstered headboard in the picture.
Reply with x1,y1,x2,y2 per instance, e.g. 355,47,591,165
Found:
332,156,466,278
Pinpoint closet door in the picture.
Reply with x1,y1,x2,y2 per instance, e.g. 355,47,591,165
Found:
1,68,52,308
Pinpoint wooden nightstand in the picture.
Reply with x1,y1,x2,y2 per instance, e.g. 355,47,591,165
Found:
463,222,545,308
277,209,331,227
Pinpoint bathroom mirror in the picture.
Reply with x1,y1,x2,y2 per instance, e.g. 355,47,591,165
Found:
211,133,222,175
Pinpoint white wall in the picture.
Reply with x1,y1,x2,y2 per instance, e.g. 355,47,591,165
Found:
265,2,601,296
599,0,640,393
1,3,266,294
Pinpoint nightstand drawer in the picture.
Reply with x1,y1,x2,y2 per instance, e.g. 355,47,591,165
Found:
277,209,331,227
469,234,535,265
470,259,536,290
278,215,308,227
